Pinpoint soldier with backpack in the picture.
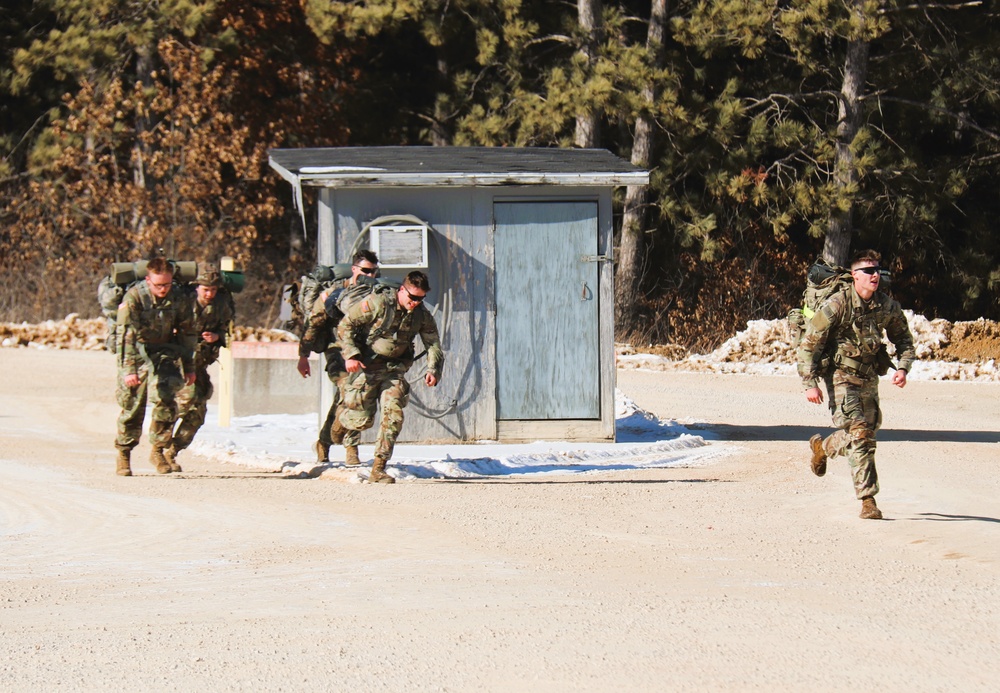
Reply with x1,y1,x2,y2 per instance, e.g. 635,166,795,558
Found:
296,250,380,465
797,249,916,519
337,270,444,484
113,257,197,476
166,263,236,472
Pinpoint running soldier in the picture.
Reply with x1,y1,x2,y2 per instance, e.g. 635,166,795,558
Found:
114,258,196,476
798,249,916,519
168,263,235,472
337,270,444,483
297,250,379,465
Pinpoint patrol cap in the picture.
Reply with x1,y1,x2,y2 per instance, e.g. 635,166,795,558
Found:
196,262,222,287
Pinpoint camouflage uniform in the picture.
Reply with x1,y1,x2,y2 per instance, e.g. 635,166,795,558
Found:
172,286,235,453
797,287,916,499
299,278,350,451
114,281,195,453
337,289,444,462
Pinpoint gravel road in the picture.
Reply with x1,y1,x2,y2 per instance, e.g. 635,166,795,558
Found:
2,349,998,691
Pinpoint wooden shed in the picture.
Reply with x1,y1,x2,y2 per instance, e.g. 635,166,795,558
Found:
268,146,649,443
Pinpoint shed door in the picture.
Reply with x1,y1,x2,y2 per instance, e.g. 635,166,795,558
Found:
494,201,600,419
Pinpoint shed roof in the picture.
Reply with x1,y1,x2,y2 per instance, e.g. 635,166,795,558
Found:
268,146,649,188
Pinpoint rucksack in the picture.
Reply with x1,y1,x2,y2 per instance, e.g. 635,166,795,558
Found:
286,263,353,333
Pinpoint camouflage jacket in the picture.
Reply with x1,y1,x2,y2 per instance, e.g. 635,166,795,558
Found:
188,288,235,368
298,277,349,358
337,289,444,377
116,281,196,374
797,287,916,388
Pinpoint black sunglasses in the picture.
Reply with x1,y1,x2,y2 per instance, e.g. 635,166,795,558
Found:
355,265,378,276
853,266,880,276
403,288,425,303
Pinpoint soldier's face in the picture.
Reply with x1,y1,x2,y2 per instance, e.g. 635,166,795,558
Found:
352,262,378,282
146,271,173,299
851,262,880,297
397,284,426,312
196,284,218,306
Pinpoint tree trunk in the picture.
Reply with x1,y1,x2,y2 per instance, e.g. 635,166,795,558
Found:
431,50,450,146
574,0,602,148
824,14,870,267
615,0,667,336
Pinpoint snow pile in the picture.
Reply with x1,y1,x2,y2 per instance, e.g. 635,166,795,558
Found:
618,313,1000,382
188,391,730,482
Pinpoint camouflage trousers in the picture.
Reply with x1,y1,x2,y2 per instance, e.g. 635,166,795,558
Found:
115,356,184,451
819,369,882,499
338,364,411,461
172,366,213,452
320,370,358,448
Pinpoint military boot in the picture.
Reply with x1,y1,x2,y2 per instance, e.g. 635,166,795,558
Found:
344,445,361,467
116,449,132,477
859,497,883,520
150,446,173,474
809,434,827,477
314,440,331,464
163,445,182,473
369,456,395,484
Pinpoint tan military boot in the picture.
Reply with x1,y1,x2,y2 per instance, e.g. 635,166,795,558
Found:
150,447,172,474
116,449,132,477
809,434,827,477
344,445,361,467
163,446,182,473
369,456,395,484
314,440,330,464
860,497,883,520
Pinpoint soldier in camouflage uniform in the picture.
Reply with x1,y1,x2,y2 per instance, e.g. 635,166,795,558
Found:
337,270,444,483
297,250,379,465
797,249,916,519
167,263,235,472
114,258,196,476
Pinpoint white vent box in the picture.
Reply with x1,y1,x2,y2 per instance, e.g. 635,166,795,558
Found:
370,224,429,268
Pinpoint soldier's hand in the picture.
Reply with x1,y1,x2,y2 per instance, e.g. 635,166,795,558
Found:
297,356,311,378
805,386,824,404
892,369,908,388
345,357,365,373
425,372,438,387
124,373,140,388
184,372,196,386
201,331,220,344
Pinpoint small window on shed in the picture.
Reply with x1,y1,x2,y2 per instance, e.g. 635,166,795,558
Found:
370,224,429,268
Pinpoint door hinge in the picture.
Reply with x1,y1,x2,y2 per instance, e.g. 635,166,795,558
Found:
580,254,611,263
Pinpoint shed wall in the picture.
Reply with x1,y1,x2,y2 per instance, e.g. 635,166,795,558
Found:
315,185,615,444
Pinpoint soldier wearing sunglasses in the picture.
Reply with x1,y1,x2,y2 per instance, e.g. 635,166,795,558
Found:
797,249,916,520
297,249,379,465
337,270,444,483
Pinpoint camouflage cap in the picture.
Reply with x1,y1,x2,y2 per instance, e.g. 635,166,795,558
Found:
195,262,222,287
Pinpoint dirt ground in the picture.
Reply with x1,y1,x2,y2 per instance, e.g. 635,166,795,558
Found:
2,348,998,691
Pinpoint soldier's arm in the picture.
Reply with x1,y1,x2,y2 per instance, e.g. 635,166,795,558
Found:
116,293,141,373
419,312,444,379
174,292,198,374
885,302,916,373
337,297,378,362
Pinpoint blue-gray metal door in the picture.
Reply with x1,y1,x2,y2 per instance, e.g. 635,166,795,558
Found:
494,201,600,419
